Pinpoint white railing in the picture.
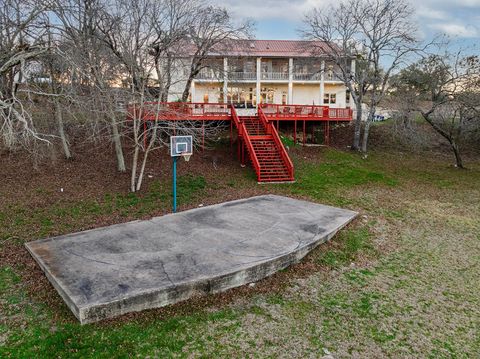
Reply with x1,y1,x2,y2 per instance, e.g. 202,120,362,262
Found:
196,70,222,80
197,71,343,82
261,72,289,81
293,73,321,81
228,72,257,81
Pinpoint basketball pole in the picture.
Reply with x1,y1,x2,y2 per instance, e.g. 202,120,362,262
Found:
172,156,179,213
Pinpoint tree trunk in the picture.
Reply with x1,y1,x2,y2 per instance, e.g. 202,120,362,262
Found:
130,145,139,192
422,112,465,169
361,107,376,153
361,120,371,153
135,149,149,191
352,101,362,151
110,115,126,172
181,75,194,102
54,99,72,159
450,140,464,169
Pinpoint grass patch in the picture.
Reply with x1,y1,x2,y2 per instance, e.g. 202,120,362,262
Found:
1,309,239,358
0,175,207,241
290,149,397,204
317,226,375,268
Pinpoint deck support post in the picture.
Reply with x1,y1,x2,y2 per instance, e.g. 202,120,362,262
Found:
303,119,306,145
202,121,205,152
294,120,297,144
230,120,233,153
324,121,330,146
241,141,245,166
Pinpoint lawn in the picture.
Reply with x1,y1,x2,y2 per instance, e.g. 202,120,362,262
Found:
1,144,479,358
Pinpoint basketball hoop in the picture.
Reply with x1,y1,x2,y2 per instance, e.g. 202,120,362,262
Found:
170,135,193,213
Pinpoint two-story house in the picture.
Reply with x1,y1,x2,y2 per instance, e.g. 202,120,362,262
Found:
169,40,354,110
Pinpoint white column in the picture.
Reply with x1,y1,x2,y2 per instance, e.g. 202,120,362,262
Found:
223,57,228,103
256,57,261,108
288,58,293,105
320,60,325,106
191,81,195,103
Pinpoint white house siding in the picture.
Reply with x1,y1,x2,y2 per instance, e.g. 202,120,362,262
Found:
192,83,223,103
292,84,321,105
324,84,347,108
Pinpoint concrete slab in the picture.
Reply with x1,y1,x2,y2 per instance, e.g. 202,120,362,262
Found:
26,195,357,324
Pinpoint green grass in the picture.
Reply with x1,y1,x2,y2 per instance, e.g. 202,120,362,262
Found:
0,174,206,241
316,226,375,268
289,149,397,205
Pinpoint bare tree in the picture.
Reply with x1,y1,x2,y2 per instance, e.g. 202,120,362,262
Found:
53,0,127,171
394,53,480,168
180,5,252,102
0,0,49,149
303,0,421,153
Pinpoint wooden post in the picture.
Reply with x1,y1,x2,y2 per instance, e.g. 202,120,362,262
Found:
303,119,306,145
202,121,205,152
230,120,233,153
294,119,297,145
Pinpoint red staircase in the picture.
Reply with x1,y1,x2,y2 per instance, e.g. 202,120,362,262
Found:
231,107,294,183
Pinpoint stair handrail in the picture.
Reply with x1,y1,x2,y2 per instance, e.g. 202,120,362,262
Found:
230,105,242,137
231,105,261,180
240,122,261,180
258,107,294,180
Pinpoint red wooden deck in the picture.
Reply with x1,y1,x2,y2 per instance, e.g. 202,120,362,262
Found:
126,102,352,183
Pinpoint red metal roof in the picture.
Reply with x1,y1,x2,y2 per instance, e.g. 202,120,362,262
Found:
175,39,340,58
219,40,338,58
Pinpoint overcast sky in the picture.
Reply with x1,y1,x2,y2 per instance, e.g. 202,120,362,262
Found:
213,0,480,46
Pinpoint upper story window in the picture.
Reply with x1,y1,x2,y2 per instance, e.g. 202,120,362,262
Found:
323,93,336,104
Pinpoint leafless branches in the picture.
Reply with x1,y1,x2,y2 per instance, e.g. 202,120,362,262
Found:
392,50,480,168
303,0,422,153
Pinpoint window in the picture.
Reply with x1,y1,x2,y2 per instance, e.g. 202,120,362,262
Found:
346,89,350,104
261,87,275,104
323,93,336,104
323,93,330,104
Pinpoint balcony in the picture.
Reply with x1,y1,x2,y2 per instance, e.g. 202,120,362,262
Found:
260,72,288,81
196,69,223,81
196,71,344,82
228,72,257,81
293,73,321,81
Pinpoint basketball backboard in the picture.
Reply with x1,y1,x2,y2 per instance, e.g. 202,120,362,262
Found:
170,135,193,157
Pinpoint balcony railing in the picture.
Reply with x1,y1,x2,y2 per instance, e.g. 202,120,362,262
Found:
261,72,289,81
196,70,223,80
228,72,256,81
293,73,321,81
195,71,344,82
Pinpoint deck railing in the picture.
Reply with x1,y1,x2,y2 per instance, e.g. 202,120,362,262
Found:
126,102,232,120
259,104,352,121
